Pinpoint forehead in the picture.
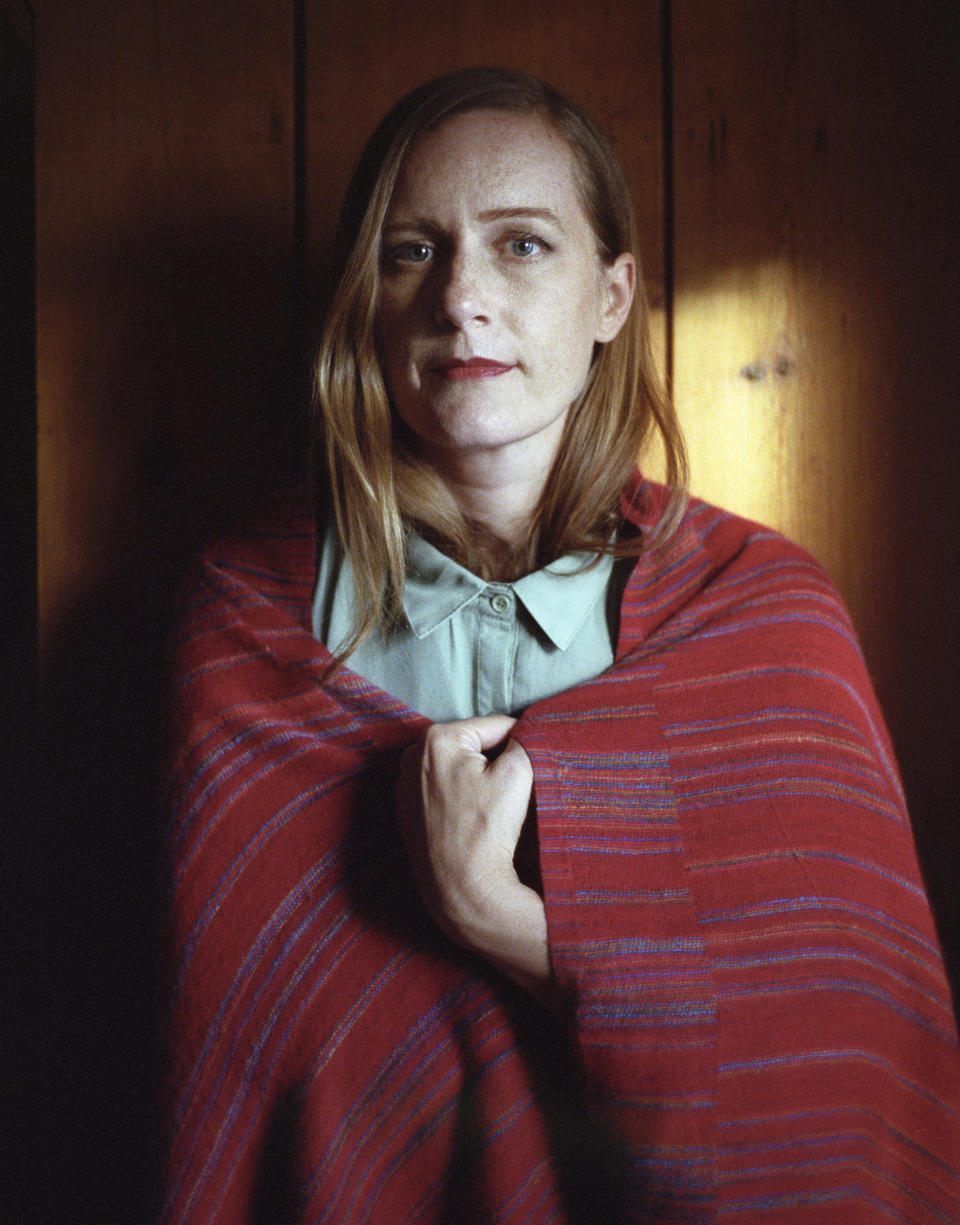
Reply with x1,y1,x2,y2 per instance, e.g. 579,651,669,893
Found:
388,109,587,224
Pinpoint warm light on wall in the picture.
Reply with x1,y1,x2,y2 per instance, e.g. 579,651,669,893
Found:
671,259,803,532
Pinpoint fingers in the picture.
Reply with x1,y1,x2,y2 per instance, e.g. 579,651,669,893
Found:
416,717,531,796
486,735,532,790
397,719,533,848
427,714,518,756
393,714,547,1000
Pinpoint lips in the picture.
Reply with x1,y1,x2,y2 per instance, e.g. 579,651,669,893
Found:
433,357,515,381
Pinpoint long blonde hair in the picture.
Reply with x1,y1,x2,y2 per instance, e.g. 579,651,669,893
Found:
314,68,686,662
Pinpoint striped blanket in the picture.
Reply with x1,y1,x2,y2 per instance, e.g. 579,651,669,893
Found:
161,481,960,1223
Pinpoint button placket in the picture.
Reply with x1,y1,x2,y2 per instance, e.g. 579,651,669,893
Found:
476,587,517,714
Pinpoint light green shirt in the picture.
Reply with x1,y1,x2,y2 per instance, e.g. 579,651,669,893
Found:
312,521,626,722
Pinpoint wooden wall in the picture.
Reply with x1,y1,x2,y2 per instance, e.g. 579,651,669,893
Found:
669,0,960,998
14,2,960,1220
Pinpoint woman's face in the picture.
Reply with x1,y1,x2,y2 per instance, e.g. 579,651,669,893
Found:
377,109,634,470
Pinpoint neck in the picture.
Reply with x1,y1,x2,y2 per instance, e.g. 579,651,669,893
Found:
423,442,552,560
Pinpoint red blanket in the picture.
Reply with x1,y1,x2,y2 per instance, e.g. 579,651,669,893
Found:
161,482,960,1223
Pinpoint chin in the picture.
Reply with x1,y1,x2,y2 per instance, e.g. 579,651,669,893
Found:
396,386,574,460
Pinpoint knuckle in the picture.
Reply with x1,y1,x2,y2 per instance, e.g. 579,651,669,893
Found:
423,723,449,747
498,747,533,787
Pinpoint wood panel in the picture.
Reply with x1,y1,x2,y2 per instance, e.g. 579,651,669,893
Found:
28,4,297,1220
35,0,297,652
671,1,960,984
305,0,667,368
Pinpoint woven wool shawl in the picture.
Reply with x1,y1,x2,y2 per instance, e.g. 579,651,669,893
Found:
161,480,960,1224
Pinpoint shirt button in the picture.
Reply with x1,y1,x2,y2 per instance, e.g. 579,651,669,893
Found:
490,593,511,614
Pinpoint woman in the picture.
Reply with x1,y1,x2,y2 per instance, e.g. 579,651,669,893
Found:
162,70,960,1223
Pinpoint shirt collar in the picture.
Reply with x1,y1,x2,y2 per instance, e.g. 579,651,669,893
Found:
403,533,613,650
402,534,488,636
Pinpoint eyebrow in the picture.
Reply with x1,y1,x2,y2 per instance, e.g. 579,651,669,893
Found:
476,207,565,229
382,206,567,235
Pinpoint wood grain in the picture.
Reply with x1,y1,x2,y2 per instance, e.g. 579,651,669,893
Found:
671,0,960,980
35,0,296,649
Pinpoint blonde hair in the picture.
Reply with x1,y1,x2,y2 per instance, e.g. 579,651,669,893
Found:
314,67,686,661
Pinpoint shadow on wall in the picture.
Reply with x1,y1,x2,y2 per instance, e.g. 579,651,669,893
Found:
8,217,311,1225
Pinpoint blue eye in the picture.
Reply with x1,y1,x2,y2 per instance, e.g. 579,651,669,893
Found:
390,241,432,264
508,236,542,258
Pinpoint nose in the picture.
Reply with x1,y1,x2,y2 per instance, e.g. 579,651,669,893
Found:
434,247,491,329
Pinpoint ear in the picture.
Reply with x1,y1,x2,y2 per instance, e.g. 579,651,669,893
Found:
594,253,636,343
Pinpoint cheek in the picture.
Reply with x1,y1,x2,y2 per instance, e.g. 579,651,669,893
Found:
379,286,434,361
548,292,602,370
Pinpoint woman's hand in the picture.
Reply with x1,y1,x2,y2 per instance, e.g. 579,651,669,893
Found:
397,715,556,1007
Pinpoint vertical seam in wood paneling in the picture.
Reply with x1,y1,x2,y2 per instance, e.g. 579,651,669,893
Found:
659,0,674,394
293,0,308,355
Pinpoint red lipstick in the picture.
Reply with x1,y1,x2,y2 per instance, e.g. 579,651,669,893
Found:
435,358,514,381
